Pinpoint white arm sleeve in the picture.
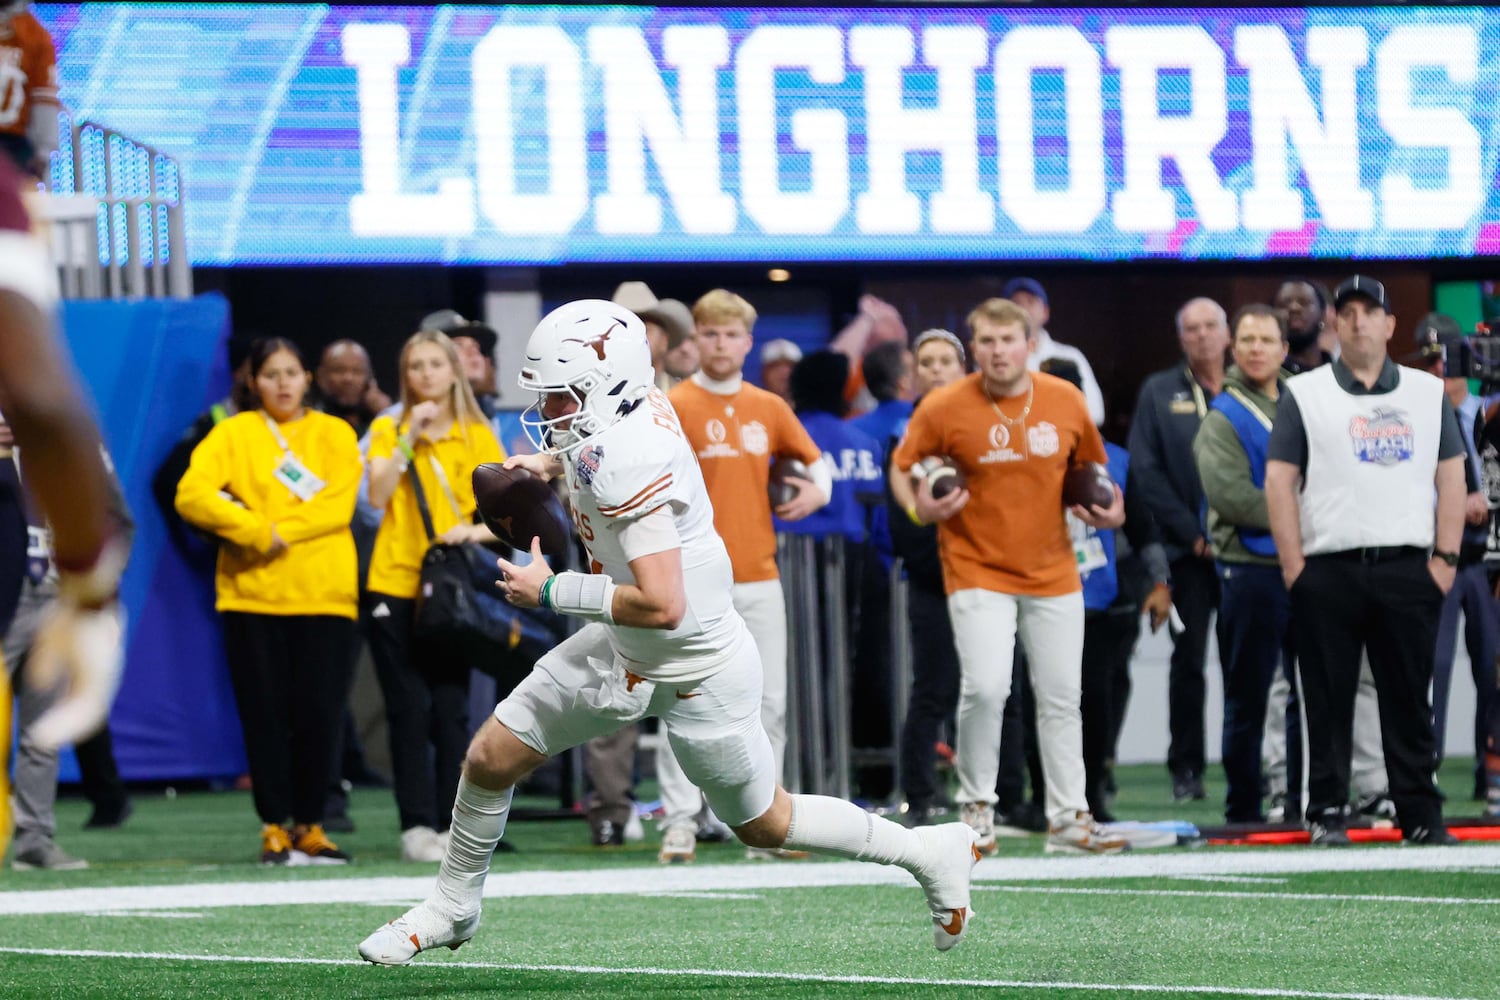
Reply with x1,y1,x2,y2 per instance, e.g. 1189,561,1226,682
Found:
1077,354,1106,427
806,454,833,508
0,232,58,309
618,505,681,562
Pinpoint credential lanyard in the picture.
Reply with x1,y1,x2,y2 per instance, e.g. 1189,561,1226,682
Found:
426,454,464,521
264,413,293,454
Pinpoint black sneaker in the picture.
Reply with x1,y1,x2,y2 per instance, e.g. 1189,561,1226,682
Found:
903,804,935,829
83,800,133,830
995,801,1047,834
1309,821,1352,847
1356,794,1398,824
323,812,357,834
592,820,624,847
1172,773,1206,803
1404,824,1458,846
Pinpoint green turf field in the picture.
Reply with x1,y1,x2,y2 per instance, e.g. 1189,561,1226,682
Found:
2,760,1496,999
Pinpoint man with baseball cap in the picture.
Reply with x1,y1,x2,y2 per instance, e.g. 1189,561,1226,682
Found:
758,338,802,404
1265,275,1464,845
1003,277,1104,426
1410,311,1498,801
612,282,695,391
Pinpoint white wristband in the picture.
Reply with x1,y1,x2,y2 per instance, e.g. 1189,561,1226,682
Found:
547,571,616,623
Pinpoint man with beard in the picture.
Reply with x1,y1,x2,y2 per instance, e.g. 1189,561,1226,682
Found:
1275,279,1333,375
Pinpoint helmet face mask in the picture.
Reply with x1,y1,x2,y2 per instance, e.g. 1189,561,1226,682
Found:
519,299,654,455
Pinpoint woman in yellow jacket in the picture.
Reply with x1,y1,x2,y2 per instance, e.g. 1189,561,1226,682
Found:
365,329,503,863
176,337,362,865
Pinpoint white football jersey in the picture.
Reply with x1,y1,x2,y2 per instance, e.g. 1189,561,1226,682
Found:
563,388,747,682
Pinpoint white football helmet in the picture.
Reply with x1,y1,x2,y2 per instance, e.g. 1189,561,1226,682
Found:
519,299,655,454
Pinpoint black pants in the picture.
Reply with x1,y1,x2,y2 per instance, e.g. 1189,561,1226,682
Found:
845,544,893,799
899,586,961,812
1082,606,1140,814
221,612,356,827
1217,562,1291,822
1167,555,1220,780
364,593,473,833
74,723,129,814
1292,552,1445,834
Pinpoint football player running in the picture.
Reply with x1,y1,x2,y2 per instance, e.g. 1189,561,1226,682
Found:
358,300,979,964
0,157,126,855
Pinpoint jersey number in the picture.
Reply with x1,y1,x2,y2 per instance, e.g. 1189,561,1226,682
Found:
570,508,603,572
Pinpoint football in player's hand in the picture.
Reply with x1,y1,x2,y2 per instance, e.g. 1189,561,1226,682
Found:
1062,462,1116,510
472,463,572,563
768,457,810,507
913,457,967,500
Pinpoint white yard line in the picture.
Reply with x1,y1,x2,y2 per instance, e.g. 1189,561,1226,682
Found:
1,844,1496,917
0,946,1483,1000
977,885,1500,905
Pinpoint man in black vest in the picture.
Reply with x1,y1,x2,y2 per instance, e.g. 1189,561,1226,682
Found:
1265,275,1463,846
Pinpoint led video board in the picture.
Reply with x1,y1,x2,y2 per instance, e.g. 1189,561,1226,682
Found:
37,4,1500,264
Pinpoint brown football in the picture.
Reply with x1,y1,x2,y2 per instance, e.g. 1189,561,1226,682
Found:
472,463,572,563
924,458,967,500
1062,462,1116,510
768,456,810,507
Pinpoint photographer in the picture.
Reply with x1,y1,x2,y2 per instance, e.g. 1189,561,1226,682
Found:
1420,313,1499,802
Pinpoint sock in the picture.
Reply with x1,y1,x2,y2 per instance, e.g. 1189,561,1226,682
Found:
433,778,513,920
782,793,923,869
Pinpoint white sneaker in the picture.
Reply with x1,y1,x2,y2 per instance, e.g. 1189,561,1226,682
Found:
623,810,645,844
913,822,981,952
658,823,696,864
358,901,480,966
401,826,446,863
1044,811,1129,855
960,801,998,856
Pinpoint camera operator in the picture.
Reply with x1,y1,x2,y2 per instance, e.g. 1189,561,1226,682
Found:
1414,313,1498,803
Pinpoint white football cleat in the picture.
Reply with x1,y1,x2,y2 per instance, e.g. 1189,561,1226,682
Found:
658,823,696,864
358,902,480,966
914,822,981,952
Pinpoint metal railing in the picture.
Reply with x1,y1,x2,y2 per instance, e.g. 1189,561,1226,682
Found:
37,110,191,301
780,533,913,803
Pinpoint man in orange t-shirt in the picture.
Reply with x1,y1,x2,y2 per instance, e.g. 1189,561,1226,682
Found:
891,298,1126,856
0,5,59,180
657,288,829,862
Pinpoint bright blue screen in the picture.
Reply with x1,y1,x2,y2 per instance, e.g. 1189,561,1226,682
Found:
36,4,1500,265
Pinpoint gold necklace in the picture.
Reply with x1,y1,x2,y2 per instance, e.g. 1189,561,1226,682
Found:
984,377,1034,426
